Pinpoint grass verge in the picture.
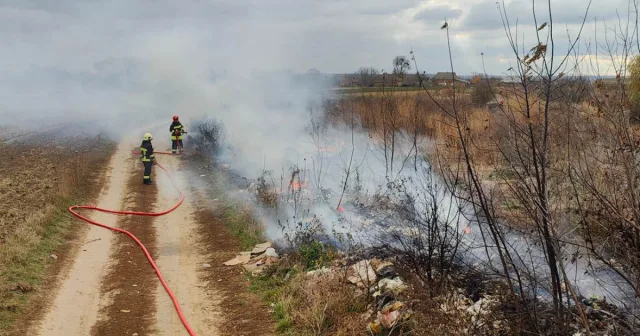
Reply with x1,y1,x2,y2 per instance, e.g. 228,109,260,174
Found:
0,198,79,330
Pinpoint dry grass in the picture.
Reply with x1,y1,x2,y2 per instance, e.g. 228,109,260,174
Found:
0,136,115,332
251,264,369,336
334,85,640,270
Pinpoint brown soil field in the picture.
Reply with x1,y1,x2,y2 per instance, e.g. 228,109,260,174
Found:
0,134,115,335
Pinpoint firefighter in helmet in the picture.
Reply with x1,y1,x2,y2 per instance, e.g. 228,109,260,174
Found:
169,115,186,154
140,133,155,184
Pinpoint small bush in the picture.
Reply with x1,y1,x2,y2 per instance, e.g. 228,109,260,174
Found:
188,117,225,158
472,81,493,107
299,241,331,270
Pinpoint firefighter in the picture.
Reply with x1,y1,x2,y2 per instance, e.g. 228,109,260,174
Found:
169,115,186,154
140,132,156,185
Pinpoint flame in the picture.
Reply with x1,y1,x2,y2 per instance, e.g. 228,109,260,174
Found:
289,180,308,191
318,139,347,153
464,227,471,234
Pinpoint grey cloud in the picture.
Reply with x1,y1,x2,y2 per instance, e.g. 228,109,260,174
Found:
462,0,621,31
414,6,463,22
0,0,632,87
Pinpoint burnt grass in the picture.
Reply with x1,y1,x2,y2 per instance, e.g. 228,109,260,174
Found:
180,130,634,335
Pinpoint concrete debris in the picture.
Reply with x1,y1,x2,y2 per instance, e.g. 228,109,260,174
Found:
223,255,251,266
243,263,260,272
265,247,278,258
440,293,473,313
347,260,377,287
466,296,498,325
251,242,272,255
224,242,280,275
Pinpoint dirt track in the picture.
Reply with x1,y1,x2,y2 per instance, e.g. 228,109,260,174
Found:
25,138,223,336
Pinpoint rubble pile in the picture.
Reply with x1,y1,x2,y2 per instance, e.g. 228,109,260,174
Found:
570,295,630,335
342,259,413,335
222,244,631,335
222,242,279,276
303,258,413,334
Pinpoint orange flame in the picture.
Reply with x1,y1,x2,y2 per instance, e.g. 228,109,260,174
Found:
289,180,308,191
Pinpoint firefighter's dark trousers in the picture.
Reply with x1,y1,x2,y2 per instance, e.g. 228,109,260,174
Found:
143,161,152,184
171,139,183,154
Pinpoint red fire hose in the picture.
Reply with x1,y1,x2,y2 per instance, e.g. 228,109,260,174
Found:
68,154,196,336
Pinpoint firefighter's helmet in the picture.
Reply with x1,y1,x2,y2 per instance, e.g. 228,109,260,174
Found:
143,133,153,141
173,115,179,121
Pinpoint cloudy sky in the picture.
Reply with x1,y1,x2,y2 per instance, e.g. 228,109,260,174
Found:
0,0,635,78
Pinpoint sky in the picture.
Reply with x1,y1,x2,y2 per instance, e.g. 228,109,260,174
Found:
0,0,636,78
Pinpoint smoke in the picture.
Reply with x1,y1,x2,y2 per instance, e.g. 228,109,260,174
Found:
2,0,637,313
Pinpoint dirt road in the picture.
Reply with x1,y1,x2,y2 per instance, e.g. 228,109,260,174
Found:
27,138,221,336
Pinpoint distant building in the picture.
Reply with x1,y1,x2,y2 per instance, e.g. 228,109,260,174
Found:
372,74,403,87
338,75,360,87
432,72,470,87
402,74,422,87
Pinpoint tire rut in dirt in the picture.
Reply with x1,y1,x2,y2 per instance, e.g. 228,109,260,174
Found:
90,165,158,336
190,187,275,336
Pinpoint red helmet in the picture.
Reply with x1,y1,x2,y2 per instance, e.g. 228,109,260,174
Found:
173,115,179,121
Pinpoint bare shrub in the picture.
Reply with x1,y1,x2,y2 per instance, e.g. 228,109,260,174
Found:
375,169,464,294
188,117,225,158
471,80,493,107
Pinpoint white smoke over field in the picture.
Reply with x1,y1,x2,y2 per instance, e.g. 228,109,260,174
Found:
1,0,638,319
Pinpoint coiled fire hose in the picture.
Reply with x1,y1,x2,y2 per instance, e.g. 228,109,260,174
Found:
68,150,196,336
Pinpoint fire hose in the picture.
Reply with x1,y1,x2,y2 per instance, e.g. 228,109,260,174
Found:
68,152,196,336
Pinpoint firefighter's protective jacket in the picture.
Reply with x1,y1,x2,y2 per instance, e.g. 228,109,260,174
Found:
170,121,185,141
140,140,155,162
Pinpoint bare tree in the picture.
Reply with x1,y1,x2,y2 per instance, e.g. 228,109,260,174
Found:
393,56,411,83
357,67,379,87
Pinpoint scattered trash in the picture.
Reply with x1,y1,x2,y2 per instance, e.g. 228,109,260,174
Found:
50,254,58,260
369,300,410,333
202,263,212,268
120,310,131,313
376,277,408,297
224,242,280,275
375,262,396,278
347,260,377,287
